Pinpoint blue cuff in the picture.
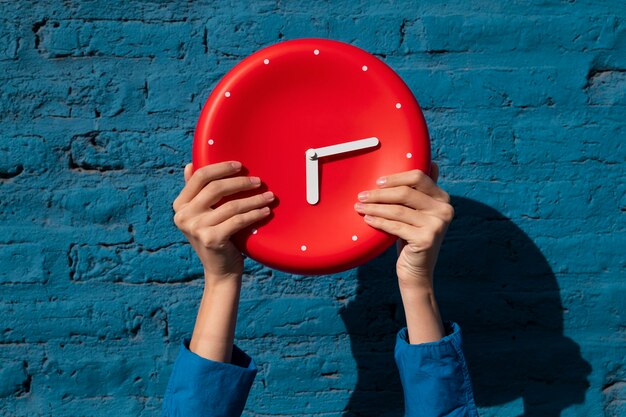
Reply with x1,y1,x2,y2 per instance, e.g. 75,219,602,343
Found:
394,322,478,417
161,338,258,417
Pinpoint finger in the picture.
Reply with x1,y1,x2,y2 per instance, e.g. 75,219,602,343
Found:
375,169,449,203
185,176,262,217
354,202,426,228
193,191,275,228
430,162,439,184
363,214,444,251
184,163,193,183
173,161,242,211
362,214,422,244
358,186,448,212
212,206,271,239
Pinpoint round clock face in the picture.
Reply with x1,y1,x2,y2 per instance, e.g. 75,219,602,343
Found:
193,38,430,275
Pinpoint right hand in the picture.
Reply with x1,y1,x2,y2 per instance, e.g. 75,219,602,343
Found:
172,161,274,284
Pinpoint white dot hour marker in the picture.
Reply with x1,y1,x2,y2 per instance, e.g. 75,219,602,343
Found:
362,65,368,71
395,103,402,109
313,49,320,55
406,152,413,158
224,91,231,97
352,235,358,241
263,58,269,64
208,139,214,145
301,245,307,251
251,228,258,235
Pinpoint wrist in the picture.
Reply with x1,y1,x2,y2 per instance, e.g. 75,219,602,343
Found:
398,279,439,317
397,274,434,293
203,269,242,290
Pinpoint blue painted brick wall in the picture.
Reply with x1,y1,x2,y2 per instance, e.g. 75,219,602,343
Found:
1,1,625,416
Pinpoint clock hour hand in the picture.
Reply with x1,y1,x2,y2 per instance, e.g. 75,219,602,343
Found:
305,152,319,205
305,137,379,205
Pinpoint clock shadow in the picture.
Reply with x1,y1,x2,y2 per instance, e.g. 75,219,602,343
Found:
338,196,590,416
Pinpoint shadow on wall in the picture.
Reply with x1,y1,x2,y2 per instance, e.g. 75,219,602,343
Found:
340,196,591,417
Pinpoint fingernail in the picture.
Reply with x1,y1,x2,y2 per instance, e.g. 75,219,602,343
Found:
262,191,274,200
376,177,387,186
261,206,270,214
231,161,242,169
250,176,261,185
364,215,374,222
358,191,369,201
354,202,364,211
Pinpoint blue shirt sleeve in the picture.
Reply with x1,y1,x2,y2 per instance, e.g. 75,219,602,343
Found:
394,321,479,417
162,322,477,417
161,338,257,417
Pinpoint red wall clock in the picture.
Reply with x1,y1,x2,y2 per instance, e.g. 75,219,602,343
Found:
193,38,430,275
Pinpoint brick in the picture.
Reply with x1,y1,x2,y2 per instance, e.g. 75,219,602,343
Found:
328,15,404,54
204,14,285,57
36,20,192,59
0,361,29,398
145,73,200,113
402,66,584,109
237,298,346,338
49,184,147,225
587,70,626,106
0,243,46,284
0,135,56,178
68,243,202,283
280,15,330,40
69,130,188,171
403,14,621,53
0,21,18,60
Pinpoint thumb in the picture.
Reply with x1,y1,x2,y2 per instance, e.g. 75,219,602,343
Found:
184,163,193,183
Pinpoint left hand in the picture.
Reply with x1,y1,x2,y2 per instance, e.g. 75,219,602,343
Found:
354,162,454,290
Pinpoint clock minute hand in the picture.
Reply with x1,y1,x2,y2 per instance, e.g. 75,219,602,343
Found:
313,137,379,159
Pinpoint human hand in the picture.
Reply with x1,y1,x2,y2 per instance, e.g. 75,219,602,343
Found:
354,162,454,291
172,161,274,285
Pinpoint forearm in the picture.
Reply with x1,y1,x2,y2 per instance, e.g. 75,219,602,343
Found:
189,271,242,363
398,281,445,344
163,271,258,417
